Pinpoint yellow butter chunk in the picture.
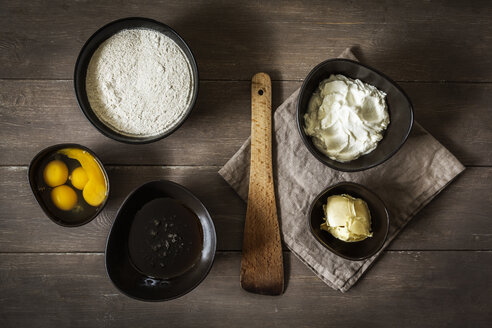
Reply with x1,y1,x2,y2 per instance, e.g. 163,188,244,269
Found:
59,148,108,207
321,194,373,242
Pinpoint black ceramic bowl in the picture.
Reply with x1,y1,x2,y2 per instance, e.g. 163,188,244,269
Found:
105,180,216,301
74,17,199,144
308,182,389,261
28,143,110,227
297,59,413,171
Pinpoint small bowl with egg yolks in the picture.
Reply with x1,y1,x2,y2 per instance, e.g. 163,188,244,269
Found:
28,144,110,227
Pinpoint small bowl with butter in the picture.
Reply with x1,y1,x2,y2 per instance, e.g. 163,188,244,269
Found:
297,58,413,171
308,182,389,261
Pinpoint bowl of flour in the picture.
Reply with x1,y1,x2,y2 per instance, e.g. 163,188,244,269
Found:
74,17,199,143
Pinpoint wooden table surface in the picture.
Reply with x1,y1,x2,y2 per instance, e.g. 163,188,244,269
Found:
1,1,491,327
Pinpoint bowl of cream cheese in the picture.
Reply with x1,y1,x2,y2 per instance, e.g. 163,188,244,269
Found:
308,182,389,261
74,17,199,144
297,59,413,171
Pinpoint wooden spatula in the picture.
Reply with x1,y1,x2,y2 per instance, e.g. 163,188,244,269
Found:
240,72,284,295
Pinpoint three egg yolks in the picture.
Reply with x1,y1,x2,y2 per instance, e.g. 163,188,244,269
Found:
43,150,107,211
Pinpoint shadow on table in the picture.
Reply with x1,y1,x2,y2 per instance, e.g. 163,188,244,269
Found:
350,28,483,165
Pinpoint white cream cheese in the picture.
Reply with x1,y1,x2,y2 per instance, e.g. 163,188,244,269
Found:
303,74,389,162
321,194,373,242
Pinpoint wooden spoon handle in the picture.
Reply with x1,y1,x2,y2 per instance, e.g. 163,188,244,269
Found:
240,72,284,295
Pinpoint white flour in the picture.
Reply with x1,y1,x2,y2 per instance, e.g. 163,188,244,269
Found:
86,28,194,137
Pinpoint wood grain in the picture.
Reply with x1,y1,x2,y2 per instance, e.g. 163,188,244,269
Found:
1,1,491,324
0,0,491,81
1,251,491,327
241,73,284,295
0,166,490,252
1,80,490,166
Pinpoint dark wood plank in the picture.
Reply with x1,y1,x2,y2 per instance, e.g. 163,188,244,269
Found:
1,80,490,166
390,167,492,250
1,166,490,252
0,251,490,327
403,82,492,166
0,166,245,252
1,0,491,81
0,80,257,166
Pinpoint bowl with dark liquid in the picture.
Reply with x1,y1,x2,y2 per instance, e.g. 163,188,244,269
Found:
105,180,216,301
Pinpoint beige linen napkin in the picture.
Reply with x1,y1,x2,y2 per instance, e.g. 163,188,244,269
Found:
218,49,465,292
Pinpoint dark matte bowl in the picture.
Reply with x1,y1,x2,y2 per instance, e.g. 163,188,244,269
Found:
28,143,110,227
105,180,216,301
74,17,199,144
297,58,413,172
308,182,389,261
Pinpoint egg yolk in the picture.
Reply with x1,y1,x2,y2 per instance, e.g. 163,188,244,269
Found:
51,185,78,211
43,160,68,187
70,167,89,190
59,148,108,207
